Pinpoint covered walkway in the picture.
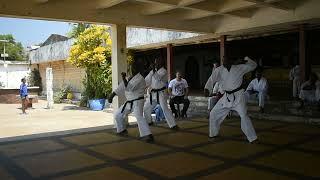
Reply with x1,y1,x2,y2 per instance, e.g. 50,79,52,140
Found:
0,118,319,179
1,0,320,179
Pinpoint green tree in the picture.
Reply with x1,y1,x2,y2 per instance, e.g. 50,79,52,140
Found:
67,25,112,101
67,23,90,38
0,34,25,61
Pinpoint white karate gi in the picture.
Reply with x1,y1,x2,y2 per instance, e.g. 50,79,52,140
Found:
114,73,151,137
143,67,176,128
208,82,223,111
289,65,301,98
299,80,320,103
245,77,268,108
208,57,258,142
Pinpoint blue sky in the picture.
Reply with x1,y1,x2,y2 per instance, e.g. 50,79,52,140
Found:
0,17,71,48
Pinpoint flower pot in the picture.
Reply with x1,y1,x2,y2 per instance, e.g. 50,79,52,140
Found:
88,99,106,111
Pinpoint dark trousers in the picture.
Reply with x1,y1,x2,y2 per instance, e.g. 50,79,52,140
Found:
169,96,190,114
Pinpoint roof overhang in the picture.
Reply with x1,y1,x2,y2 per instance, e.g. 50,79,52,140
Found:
0,0,319,35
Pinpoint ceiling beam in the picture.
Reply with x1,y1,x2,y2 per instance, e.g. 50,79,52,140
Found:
243,0,293,11
140,0,253,19
177,0,206,6
95,0,128,9
33,0,49,3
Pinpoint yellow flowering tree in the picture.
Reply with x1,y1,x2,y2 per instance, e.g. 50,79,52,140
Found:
68,25,112,100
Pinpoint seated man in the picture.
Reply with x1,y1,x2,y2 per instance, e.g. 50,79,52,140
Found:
299,73,320,108
169,72,190,118
245,69,268,113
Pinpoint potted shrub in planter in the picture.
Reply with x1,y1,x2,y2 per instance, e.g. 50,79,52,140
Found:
68,25,112,111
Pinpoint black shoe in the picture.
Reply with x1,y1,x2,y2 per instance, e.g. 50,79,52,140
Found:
208,135,219,141
145,134,154,143
117,129,128,136
250,139,259,144
148,121,154,126
171,125,180,130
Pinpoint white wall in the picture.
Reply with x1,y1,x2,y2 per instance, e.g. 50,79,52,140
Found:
0,62,30,89
127,28,200,48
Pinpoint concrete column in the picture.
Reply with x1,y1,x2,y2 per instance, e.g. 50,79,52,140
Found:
46,67,53,109
220,35,227,64
111,24,127,108
167,44,173,81
299,25,310,82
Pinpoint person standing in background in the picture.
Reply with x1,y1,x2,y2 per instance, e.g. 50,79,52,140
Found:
289,64,301,99
20,78,29,114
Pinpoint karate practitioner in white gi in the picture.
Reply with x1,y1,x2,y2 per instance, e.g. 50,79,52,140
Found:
205,62,223,117
208,56,258,143
245,70,268,113
208,83,223,111
298,73,320,109
143,58,179,129
108,62,154,142
289,64,301,99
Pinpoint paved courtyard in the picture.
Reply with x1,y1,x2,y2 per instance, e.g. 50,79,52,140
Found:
0,100,136,142
0,116,319,179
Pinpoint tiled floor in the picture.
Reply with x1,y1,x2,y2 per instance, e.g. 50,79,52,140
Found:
0,118,319,179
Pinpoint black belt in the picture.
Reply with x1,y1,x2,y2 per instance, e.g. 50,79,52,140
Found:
121,96,144,113
225,86,243,102
150,86,167,105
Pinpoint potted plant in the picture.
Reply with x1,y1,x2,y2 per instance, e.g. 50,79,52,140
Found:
68,25,112,110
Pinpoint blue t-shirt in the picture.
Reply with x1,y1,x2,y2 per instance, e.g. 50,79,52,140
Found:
20,84,28,97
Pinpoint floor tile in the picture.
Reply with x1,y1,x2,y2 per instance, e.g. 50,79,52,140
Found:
256,132,307,145
0,140,66,157
158,120,207,129
190,126,242,137
0,166,15,180
54,166,146,180
274,124,320,135
14,150,104,178
62,132,124,146
228,120,284,130
155,132,208,148
194,140,271,159
127,126,171,137
133,152,222,178
176,121,208,129
89,140,168,160
198,166,293,180
190,118,209,123
253,150,320,178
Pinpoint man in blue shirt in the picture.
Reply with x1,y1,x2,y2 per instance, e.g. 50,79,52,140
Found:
20,78,28,114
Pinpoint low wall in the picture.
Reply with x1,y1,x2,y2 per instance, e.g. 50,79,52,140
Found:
0,87,39,104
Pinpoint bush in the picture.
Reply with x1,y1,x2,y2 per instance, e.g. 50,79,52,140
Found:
53,85,72,103
67,25,112,100
28,68,42,93
67,92,73,100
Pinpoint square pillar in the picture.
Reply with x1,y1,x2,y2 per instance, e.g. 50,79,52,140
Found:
299,26,310,82
220,35,227,64
111,24,127,108
167,44,173,81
